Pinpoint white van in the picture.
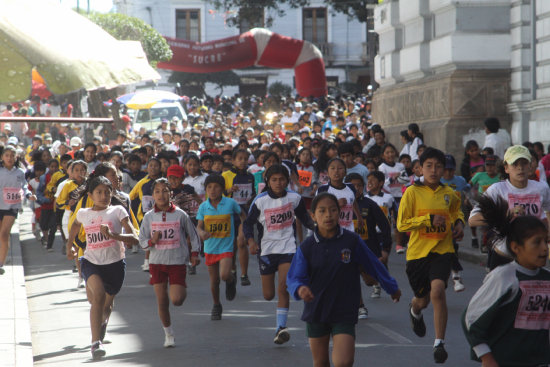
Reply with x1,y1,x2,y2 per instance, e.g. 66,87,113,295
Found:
132,102,187,132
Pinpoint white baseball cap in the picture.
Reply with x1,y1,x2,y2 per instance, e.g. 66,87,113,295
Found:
70,136,82,147
7,136,18,145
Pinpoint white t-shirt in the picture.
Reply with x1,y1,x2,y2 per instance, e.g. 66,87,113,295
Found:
77,205,129,265
316,183,356,232
470,179,550,256
183,174,208,199
378,162,406,198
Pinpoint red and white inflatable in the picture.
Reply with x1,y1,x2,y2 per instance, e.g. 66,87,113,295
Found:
157,28,327,97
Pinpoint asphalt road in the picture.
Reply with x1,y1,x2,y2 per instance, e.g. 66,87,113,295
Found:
21,224,485,367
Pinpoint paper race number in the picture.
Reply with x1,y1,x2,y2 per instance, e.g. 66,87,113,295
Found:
515,280,550,330
85,222,117,250
234,184,252,205
204,214,231,238
142,195,155,213
151,221,181,250
3,187,22,205
265,202,294,231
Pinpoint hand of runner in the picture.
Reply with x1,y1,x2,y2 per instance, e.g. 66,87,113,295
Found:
390,289,401,303
28,194,36,201
248,239,259,255
100,224,112,239
452,221,464,241
379,250,389,265
198,228,211,241
190,254,200,266
66,245,77,260
432,214,446,227
480,353,499,367
298,285,314,302
68,199,76,207
229,185,239,193
151,230,161,246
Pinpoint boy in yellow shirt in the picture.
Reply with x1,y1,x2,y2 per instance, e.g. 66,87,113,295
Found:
397,148,464,364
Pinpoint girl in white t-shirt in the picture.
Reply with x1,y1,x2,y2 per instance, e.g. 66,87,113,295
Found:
65,176,138,360
469,145,550,270
378,144,408,253
183,154,208,204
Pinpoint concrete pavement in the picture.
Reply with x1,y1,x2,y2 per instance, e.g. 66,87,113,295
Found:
17,205,490,367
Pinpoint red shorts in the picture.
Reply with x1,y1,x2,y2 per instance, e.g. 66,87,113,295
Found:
205,252,233,266
149,264,187,287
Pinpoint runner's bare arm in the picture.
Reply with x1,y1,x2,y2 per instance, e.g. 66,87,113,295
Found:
65,219,81,260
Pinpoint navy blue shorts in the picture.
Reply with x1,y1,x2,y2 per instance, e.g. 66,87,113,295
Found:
80,258,126,295
0,209,18,220
258,253,294,275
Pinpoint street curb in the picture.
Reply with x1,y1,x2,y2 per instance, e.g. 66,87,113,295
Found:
6,218,33,367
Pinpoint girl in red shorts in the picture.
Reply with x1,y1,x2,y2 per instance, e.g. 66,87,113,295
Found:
139,178,201,348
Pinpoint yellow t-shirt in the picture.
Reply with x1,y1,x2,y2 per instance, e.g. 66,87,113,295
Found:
397,183,464,261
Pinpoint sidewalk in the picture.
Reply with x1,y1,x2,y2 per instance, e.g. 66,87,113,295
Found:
0,210,33,367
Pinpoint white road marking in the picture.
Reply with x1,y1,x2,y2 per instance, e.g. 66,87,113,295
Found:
367,322,413,344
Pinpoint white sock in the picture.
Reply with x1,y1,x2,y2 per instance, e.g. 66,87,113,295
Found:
163,326,173,336
410,307,421,320
434,338,444,347
471,236,477,239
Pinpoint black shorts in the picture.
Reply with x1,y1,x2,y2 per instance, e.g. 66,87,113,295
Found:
258,253,294,275
405,252,453,298
364,240,382,258
80,258,126,295
39,208,55,231
0,209,18,220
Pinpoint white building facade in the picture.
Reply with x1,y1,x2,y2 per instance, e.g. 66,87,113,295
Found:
114,0,370,96
373,0,550,154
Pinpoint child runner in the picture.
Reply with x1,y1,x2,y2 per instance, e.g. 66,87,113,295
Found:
287,192,401,367
167,164,202,274
316,158,363,233
462,196,550,367
468,155,500,253
440,154,469,292
196,174,246,320
469,145,550,270
397,147,464,363
347,172,393,319
222,149,255,286
65,176,139,359
243,165,314,344
36,159,60,251
139,178,201,348
183,154,208,218
378,143,408,254
0,146,36,274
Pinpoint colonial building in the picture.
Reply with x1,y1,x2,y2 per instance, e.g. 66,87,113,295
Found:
114,0,370,96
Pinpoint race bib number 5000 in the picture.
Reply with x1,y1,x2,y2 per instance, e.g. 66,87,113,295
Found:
205,214,232,239
85,222,117,250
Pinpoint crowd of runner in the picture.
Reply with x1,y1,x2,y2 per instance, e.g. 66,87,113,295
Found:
0,95,549,366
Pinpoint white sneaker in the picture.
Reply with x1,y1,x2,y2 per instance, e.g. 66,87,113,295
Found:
358,306,368,319
131,245,139,254
453,278,465,292
164,334,175,348
141,260,149,272
371,285,381,298
77,277,85,289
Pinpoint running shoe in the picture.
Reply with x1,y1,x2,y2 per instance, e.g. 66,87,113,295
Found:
453,278,465,292
480,244,489,254
77,277,85,289
131,245,139,254
47,248,54,253
41,238,47,249
358,306,368,319
240,274,251,286
211,304,223,320
0,266,4,275
395,245,405,254
32,228,41,242
273,327,290,345
141,260,149,272
371,285,381,298
188,265,196,275
99,322,107,342
164,333,175,348
471,238,479,248
72,265,78,273
226,277,237,301
91,341,106,360
409,304,426,337
433,342,448,363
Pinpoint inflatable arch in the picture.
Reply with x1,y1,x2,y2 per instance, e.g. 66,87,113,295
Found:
157,28,328,97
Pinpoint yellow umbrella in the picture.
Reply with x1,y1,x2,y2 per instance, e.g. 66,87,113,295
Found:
0,0,161,102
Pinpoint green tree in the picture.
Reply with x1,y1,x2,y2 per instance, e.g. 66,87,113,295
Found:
268,81,292,97
209,0,372,26
88,12,172,67
169,70,240,97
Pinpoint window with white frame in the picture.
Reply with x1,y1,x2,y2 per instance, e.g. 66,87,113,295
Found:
176,9,200,41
